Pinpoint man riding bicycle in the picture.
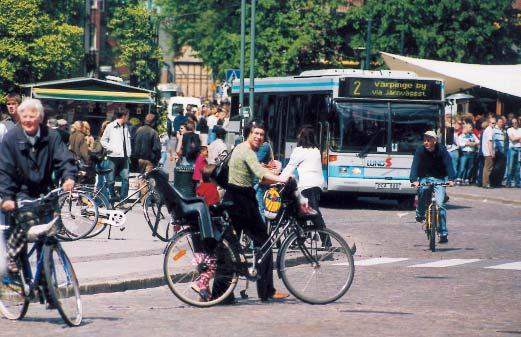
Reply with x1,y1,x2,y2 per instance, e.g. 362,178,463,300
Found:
410,131,456,244
0,98,77,273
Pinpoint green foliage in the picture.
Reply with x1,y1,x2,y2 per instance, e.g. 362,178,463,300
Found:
107,3,162,89
344,0,521,65
157,0,520,81
0,0,83,99
156,0,346,80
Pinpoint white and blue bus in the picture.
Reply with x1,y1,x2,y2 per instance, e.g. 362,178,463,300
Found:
231,69,445,207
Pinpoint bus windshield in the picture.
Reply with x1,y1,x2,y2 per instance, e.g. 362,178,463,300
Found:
330,101,441,154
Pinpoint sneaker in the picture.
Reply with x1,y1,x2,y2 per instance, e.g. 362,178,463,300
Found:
415,216,425,223
439,236,448,244
463,179,470,186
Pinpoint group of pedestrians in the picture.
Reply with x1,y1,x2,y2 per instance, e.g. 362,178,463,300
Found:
446,112,521,189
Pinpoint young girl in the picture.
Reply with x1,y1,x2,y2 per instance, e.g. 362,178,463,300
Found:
193,164,220,300
192,146,208,185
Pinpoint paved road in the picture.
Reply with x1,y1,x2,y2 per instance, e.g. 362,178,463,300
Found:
2,195,520,336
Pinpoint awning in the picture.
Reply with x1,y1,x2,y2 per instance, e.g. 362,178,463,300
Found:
380,52,521,98
21,77,155,104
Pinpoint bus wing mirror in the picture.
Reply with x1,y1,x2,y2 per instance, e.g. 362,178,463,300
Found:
445,127,455,145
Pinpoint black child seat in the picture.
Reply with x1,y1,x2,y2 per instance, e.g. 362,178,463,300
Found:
146,169,216,239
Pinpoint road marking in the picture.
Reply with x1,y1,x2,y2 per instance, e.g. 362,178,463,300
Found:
354,257,409,266
409,259,480,268
485,262,521,270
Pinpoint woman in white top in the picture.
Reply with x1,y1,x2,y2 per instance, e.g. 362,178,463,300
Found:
280,126,326,230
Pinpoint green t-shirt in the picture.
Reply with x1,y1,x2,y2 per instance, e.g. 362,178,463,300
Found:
228,142,267,187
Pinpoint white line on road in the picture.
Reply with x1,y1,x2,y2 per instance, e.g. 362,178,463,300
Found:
354,257,409,266
485,262,521,270
409,259,480,268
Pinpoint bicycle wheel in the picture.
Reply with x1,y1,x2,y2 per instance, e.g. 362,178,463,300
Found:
83,191,110,239
144,192,174,242
164,229,239,307
278,227,354,304
58,192,98,241
428,206,437,252
0,269,29,320
44,244,82,326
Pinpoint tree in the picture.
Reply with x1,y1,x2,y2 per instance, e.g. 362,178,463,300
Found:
156,0,347,80
0,0,83,99
107,3,162,89
343,0,521,65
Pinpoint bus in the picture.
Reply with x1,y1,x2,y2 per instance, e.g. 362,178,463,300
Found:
231,69,445,208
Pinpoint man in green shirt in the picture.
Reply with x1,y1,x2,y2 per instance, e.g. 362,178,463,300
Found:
220,120,288,303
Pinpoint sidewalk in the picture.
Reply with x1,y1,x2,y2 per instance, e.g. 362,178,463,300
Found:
449,185,521,206
62,186,519,297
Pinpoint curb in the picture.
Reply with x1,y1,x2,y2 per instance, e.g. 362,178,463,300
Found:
80,275,166,296
450,192,521,206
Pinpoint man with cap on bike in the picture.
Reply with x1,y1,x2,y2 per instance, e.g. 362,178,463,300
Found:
410,131,456,244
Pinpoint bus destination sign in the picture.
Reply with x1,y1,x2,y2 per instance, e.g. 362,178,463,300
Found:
338,78,442,101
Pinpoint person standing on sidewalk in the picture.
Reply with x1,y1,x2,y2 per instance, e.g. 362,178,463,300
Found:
481,117,496,189
2,92,20,130
491,118,507,187
410,131,456,244
101,110,131,202
506,118,521,187
134,113,161,201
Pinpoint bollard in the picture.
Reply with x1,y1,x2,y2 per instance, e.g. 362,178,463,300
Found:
173,165,196,197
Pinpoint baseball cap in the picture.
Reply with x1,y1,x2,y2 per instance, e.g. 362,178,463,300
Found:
424,131,438,139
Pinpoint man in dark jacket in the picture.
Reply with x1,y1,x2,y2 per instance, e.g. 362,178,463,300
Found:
134,114,161,201
410,131,456,243
0,98,77,272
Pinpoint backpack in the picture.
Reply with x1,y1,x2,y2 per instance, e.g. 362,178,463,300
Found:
211,148,234,188
89,139,106,164
183,132,201,162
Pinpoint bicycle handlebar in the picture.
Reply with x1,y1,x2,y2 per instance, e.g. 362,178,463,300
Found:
411,182,451,188
17,187,64,208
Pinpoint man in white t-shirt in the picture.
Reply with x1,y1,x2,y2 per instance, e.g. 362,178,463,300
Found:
506,118,521,187
481,117,496,188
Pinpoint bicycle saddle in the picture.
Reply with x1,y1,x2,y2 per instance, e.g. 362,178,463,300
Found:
95,168,113,175
209,201,234,214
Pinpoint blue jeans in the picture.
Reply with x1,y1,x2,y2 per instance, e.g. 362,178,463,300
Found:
457,152,476,181
449,150,459,178
106,157,130,201
416,177,448,237
254,183,268,224
95,159,111,201
506,148,521,187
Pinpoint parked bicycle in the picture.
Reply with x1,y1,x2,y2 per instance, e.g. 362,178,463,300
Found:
146,169,355,307
68,167,175,241
414,182,450,252
0,188,82,326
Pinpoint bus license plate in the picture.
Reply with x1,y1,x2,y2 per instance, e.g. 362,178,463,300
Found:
375,183,401,190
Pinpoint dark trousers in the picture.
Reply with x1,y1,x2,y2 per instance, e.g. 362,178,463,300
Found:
300,187,326,229
491,151,506,187
217,185,275,300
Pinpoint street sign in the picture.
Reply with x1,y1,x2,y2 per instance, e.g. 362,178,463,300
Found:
240,106,250,118
226,69,241,83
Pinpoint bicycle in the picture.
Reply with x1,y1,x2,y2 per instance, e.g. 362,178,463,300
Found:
72,167,175,241
413,182,450,252
147,169,355,307
0,188,82,326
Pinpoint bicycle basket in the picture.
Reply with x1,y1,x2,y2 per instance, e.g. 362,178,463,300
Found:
263,187,282,220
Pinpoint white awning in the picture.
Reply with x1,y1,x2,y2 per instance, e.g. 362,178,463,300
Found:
380,52,521,98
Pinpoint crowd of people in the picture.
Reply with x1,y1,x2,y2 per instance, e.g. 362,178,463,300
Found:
445,111,521,188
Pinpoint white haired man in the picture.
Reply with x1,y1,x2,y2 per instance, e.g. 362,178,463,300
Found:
0,98,77,273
